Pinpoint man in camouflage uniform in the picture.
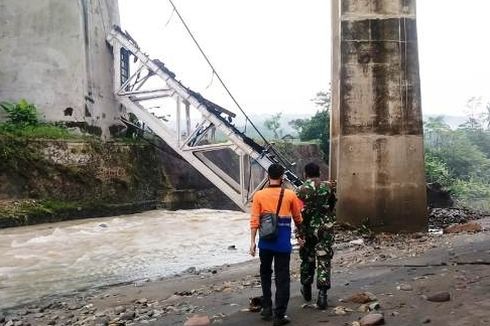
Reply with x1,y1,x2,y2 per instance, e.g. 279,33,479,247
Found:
296,162,336,310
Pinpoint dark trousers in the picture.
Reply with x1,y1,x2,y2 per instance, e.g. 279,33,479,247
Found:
259,249,291,318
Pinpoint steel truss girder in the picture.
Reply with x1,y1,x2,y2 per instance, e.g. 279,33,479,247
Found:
107,27,301,210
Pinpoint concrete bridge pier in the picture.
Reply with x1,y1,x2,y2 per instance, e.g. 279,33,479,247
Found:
330,0,427,232
0,0,120,138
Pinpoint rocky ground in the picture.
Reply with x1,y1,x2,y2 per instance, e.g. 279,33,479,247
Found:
1,208,489,326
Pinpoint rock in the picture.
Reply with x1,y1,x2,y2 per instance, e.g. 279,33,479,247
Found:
397,284,413,291
0,313,5,323
67,304,82,310
427,183,454,208
184,315,211,326
427,292,451,302
5,321,14,326
114,306,126,314
83,303,94,310
95,316,110,326
134,279,150,287
352,322,361,326
136,298,148,305
349,239,364,246
165,305,179,313
120,311,136,320
99,223,108,228
27,308,42,314
360,313,385,326
357,304,370,313
95,320,109,326
368,302,380,311
227,245,237,250
333,306,351,315
185,267,197,274
429,207,485,229
444,222,482,234
422,317,431,323
343,292,377,304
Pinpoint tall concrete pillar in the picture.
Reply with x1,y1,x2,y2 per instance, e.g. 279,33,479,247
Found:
0,0,120,137
331,0,427,232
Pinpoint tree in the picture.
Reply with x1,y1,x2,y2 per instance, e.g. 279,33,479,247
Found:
264,112,282,139
423,103,490,210
457,103,490,157
288,118,306,135
425,150,452,188
312,90,331,110
483,102,490,130
288,90,331,159
424,116,451,147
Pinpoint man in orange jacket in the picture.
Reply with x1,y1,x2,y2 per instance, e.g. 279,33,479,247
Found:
250,163,302,326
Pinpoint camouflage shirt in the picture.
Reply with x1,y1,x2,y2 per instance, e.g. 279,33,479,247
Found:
296,179,336,240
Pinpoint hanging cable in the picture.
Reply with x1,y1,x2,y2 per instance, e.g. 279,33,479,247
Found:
246,155,253,201
205,70,215,90
164,8,176,27
167,0,270,145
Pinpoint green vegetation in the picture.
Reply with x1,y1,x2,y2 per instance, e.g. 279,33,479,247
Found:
0,123,76,139
0,199,151,228
0,99,39,126
424,102,490,210
288,90,331,160
0,99,87,139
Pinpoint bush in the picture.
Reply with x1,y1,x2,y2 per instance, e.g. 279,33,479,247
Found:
0,99,39,126
0,100,87,140
425,151,453,188
450,178,490,210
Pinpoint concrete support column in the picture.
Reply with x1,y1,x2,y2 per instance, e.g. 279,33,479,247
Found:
331,0,427,232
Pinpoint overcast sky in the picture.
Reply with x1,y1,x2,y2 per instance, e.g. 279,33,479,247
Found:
119,0,490,118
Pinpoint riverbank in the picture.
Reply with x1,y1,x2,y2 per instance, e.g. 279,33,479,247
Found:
2,216,489,326
0,136,243,229
0,199,160,229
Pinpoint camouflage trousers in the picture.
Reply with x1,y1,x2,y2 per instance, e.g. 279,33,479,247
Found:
299,236,333,290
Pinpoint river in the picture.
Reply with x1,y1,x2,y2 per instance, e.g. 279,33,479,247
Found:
0,209,251,309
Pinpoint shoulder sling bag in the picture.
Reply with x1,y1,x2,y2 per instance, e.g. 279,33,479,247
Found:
259,188,285,241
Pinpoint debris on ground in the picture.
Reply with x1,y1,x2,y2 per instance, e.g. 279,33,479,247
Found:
341,292,377,304
444,222,483,234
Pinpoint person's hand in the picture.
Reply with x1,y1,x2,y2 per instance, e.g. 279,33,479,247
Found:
249,242,256,257
297,237,305,248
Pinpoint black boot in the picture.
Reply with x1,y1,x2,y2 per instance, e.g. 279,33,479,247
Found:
260,306,272,321
301,283,312,302
316,288,328,310
273,316,291,326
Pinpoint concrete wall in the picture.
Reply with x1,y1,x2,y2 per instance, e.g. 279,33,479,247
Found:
0,0,120,137
331,0,427,232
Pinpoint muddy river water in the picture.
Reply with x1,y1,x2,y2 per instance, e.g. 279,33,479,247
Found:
0,209,250,309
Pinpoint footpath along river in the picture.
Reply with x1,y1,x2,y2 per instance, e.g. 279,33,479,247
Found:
0,209,251,309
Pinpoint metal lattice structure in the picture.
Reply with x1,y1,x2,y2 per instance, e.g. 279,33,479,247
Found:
107,27,302,210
